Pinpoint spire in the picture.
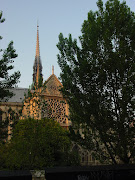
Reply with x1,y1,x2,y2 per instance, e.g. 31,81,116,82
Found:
33,23,43,88
36,63,40,85
36,23,40,58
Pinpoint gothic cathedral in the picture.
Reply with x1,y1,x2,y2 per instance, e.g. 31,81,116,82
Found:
0,25,70,129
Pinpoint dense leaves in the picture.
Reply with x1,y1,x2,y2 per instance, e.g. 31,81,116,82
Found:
57,0,135,164
3,118,79,170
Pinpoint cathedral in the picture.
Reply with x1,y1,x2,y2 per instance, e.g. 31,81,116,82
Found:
0,25,70,129
22,25,70,129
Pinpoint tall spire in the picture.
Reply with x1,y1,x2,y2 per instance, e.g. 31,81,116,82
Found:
36,22,40,58
33,23,43,88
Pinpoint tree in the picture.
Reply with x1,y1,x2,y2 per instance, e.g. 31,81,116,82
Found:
5,118,79,170
0,11,20,144
0,11,21,101
57,0,135,164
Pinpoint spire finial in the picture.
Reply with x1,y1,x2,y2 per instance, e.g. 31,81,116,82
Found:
52,65,54,74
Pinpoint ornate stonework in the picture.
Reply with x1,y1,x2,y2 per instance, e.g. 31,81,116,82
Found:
21,74,70,129
41,74,69,127
45,98,67,125
41,74,63,97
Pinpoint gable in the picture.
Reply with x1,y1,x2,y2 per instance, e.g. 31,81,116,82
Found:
41,74,63,97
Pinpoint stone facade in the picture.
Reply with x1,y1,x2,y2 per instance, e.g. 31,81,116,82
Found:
22,73,70,129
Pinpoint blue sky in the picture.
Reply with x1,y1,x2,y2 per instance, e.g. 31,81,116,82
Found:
1,0,135,88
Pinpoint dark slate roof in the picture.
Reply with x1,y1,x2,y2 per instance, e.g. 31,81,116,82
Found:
2,88,28,103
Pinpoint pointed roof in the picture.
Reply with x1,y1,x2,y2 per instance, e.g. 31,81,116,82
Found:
33,24,42,67
41,73,63,97
33,23,43,86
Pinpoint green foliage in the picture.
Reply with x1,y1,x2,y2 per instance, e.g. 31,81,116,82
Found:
0,142,9,169
4,118,80,170
57,0,135,164
0,11,20,101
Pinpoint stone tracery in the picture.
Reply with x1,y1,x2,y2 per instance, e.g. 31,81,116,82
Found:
45,98,67,124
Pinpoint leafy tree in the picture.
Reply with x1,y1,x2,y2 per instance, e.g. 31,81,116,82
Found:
57,0,135,164
0,11,21,101
0,11,20,145
5,118,80,170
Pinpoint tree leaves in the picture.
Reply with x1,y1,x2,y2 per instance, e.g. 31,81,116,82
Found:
0,12,21,101
57,0,135,164
3,118,80,170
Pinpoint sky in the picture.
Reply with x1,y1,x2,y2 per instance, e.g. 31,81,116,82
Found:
1,0,135,88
